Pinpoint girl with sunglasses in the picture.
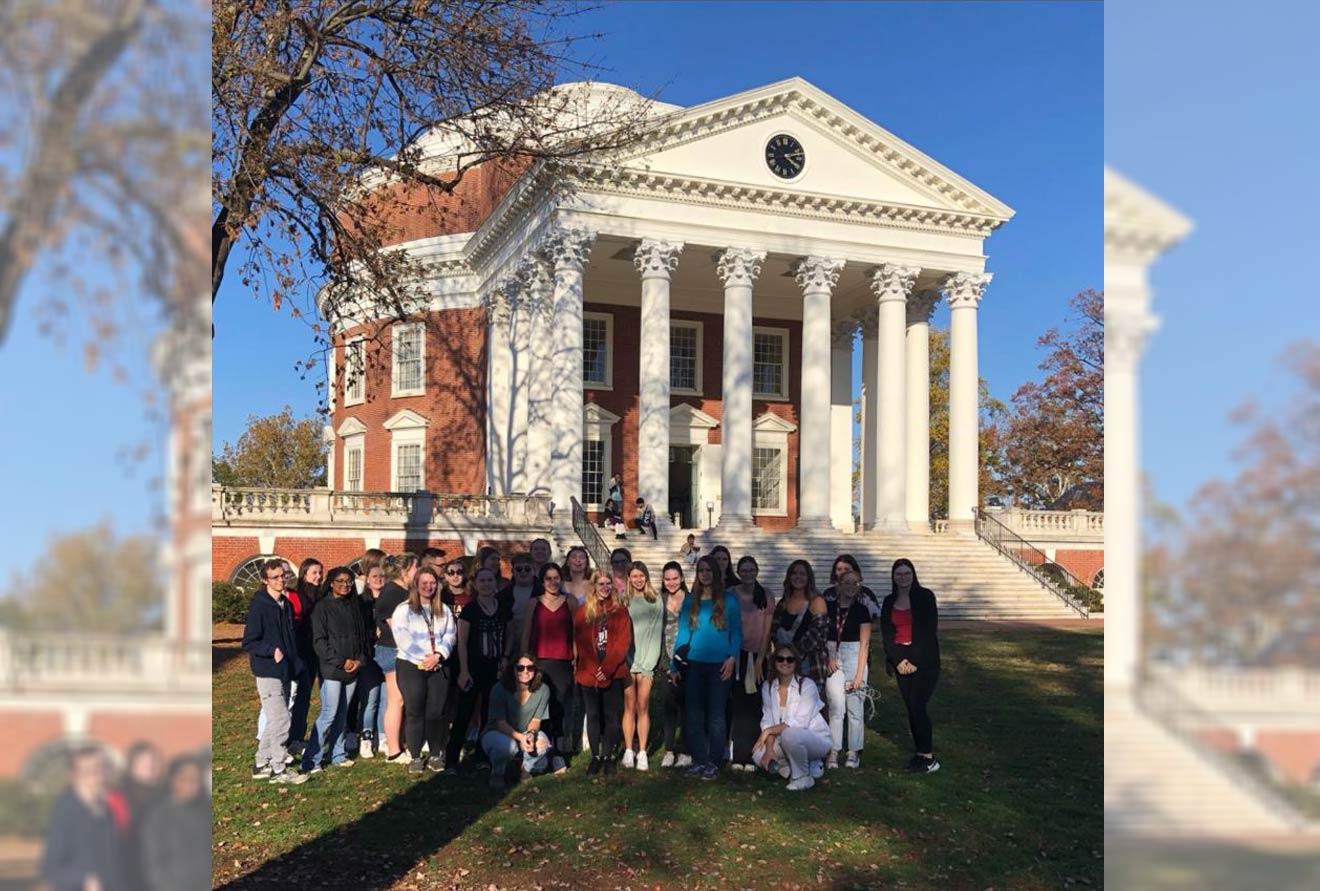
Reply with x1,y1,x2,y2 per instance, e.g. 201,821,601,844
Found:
521,563,577,758
754,643,832,791
481,654,560,791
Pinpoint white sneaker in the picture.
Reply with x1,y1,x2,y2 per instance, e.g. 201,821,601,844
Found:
359,739,374,759
675,754,693,768
844,751,860,769
776,761,791,779
636,751,649,771
551,756,567,775
621,749,636,769
826,751,839,769
660,752,676,768
786,776,815,791
808,760,824,779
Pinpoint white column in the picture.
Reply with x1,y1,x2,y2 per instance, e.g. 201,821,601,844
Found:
714,247,765,530
544,228,596,517
485,284,513,495
1105,309,1156,688
904,290,938,530
868,264,919,529
635,239,684,528
793,256,845,528
830,319,857,532
942,271,991,532
518,257,555,498
857,308,879,529
508,279,531,495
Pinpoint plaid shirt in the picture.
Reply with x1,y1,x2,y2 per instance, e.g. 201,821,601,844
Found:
770,598,832,684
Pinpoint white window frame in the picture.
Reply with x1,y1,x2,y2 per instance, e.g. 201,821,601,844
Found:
391,322,426,397
583,312,614,391
344,438,364,491
344,336,366,405
337,417,367,491
384,409,429,492
670,320,704,396
752,325,791,401
751,412,796,517
191,411,212,514
582,402,621,510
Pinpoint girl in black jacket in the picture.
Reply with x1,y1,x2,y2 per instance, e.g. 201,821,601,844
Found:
879,558,941,774
301,566,368,771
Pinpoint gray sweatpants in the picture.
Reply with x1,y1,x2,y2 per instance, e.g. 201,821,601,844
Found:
255,676,292,770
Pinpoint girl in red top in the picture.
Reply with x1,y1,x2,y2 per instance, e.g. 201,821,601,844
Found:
879,558,941,774
521,562,577,758
573,569,633,776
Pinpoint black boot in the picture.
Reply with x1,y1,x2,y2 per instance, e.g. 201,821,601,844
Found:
586,756,603,777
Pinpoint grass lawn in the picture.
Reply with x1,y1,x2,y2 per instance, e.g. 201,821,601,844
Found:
213,622,1101,891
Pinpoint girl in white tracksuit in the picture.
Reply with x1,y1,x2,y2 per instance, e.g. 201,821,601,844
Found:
752,642,832,791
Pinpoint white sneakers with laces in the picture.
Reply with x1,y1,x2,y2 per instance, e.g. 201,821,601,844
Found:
621,749,636,769
660,752,676,768
636,751,649,771
785,776,815,791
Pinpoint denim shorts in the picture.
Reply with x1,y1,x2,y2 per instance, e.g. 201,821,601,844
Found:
375,645,398,674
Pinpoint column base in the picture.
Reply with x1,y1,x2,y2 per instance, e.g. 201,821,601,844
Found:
906,519,935,534
865,517,910,533
944,518,976,536
794,516,837,534
714,514,757,537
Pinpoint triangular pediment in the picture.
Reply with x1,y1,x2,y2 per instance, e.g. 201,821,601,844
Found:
383,409,429,430
337,416,368,436
671,403,719,430
616,78,1013,220
753,412,797,434
583,402,621,426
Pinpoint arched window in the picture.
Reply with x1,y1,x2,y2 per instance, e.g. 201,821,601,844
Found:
231,555,290,592
23,738,119,795
1092,568,1104,590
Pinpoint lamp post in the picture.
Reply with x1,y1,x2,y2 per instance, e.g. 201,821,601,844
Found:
706,501,714,530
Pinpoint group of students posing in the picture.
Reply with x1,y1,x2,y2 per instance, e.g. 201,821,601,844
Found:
241,538,942,793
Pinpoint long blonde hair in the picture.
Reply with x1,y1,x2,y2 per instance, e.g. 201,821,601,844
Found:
583,568,619,622
688,555,727,631
407,567,442,615
625,561,658,605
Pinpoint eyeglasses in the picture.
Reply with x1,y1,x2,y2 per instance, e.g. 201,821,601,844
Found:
330,578,351,586
266,574,285,582
515,664,536,673
774,655,797,664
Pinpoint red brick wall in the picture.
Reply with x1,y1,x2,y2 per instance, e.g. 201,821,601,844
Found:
88,713,212,760
584,303,802,530
213,536,260,583
1056,549,1104,587
332,307,487,495
1255,731,1320,784
345,157,532,247
0,712,65,776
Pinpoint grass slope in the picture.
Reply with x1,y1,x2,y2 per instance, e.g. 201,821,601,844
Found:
212,623,1101,891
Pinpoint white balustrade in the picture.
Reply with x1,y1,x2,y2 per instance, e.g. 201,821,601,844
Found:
0,632,210,693
213,486,553,529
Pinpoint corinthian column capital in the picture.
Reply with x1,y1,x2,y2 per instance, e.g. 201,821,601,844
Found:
831,318,858,349
906,289,940,325
634,238,685,279
792,256,846,294
541,227,596,271
485,280,514,325
854,306,879,338
713,247,766,286
516,256,554,311
941,271,993,310
868,263,920,303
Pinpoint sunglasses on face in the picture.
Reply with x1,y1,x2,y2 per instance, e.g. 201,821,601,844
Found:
445,569,464,577
774,655,797,664
515,664,536,673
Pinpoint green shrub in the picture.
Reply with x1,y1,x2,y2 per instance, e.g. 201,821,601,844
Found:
213,581,251,624
0,778,54,837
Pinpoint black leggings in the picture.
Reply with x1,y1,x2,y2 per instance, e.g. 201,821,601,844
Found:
396,661,450,759
662,676,686,754
579,680,624,758
538,658,576,753
446,662,498,763
728,654,763,763
894,665,940,754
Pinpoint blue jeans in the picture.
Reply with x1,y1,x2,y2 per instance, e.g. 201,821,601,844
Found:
481,730,551,775
302,677,357,769
685,660,731,768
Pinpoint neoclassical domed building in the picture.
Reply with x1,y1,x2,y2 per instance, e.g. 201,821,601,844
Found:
321,77,1014,534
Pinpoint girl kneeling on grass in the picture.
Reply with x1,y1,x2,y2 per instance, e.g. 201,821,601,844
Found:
481,654,563,791
753,643,832,791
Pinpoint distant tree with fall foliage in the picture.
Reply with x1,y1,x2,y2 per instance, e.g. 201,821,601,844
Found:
999,289,1103,509
214,406,328,489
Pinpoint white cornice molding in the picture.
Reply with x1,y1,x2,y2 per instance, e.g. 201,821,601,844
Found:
1104,166,1193,264
618,77,1014,220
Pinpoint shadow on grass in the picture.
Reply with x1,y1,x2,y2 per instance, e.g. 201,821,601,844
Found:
213,623,1102,891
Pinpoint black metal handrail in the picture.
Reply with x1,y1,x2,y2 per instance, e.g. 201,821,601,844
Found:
973,508,1090,617
570,497,612,573
1136,668,1307,830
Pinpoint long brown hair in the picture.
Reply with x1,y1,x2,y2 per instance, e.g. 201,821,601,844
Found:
501,651,544,693
781,559,821,602
407,567,443,615
688,555,727,631
583,568,619,622
625,561,658,604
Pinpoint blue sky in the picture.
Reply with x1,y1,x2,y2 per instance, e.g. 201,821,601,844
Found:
215,0,1101,454
1106,0,1320,516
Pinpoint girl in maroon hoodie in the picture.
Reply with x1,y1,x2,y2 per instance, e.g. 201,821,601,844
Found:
573,569,633,776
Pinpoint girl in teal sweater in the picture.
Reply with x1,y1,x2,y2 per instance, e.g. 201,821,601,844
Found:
671,556,742,780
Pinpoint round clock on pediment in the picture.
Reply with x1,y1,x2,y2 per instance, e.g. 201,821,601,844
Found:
765,133,806,180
